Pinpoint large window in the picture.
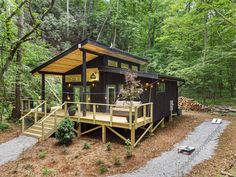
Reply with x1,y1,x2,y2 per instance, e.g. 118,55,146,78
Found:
108,59,118,67
157,82,166,93
121,63,129,69
131,65,138,71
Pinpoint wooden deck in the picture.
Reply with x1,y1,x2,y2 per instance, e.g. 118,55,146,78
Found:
20,100,154,147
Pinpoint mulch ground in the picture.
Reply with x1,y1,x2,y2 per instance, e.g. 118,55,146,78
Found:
0,124,21,144
0,111,234,177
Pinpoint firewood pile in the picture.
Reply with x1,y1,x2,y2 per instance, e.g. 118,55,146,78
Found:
178,96,236,113
178,96,209,111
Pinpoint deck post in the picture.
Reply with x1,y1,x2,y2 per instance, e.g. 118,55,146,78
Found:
102,125,106,143
82,50,87,117
77,123,81,137
169,110,173,122
41,74,45,112
130,127,135,148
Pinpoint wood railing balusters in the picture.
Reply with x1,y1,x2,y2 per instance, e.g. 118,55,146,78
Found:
150,103,153,122
54,111,57,131
143,105,146,125
64,102,67,116
77,103,81,122
42,122,44,140
22,117,25,132
135,107,138,129
28,100,30,112
110,105,113,126
129,106,132,129
93,104,96,124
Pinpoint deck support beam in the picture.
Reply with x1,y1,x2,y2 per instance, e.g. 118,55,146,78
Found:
82,50,87,116
130,127,135,148
41,74,45,111
102,125,106,143
77,123,81,137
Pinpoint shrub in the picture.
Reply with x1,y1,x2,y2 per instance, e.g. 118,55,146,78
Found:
55,117,75,145
0,122,9,131
83,143,91,150
106,142,112,151
99,164,108,174
113,156,121,166
42,167,56,176
38,150,47,159
125,139,133,158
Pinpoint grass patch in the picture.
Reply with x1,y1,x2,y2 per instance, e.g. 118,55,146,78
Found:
106,142,112,151
99,164,108,174
113,156,121,166
96,159,104,165
42,167,56,176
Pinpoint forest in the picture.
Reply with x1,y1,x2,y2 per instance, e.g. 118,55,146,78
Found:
0,0,236,121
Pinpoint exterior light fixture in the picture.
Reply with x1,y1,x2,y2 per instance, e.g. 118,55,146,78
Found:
150,85,153,88
162,79,164,82
92,83,95,87
68,83,71,88
67,95,70,100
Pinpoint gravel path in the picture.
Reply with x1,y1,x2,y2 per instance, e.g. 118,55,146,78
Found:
112,121,230,177
0,135,38,166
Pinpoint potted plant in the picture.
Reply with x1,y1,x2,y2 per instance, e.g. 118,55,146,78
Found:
46,102,53,113
119,71,143,123
68,104,77,116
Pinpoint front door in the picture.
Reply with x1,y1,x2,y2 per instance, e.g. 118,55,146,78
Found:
106,85,116,111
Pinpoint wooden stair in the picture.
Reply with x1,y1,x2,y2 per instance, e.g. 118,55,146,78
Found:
23,116,64,140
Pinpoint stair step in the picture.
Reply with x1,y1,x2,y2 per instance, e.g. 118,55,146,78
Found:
23,131,42,138
31,125,51,131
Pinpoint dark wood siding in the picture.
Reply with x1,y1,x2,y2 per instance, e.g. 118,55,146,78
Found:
62,56,179,123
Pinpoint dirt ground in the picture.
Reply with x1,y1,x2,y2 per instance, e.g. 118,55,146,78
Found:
0,124,21,144
0,111,234,177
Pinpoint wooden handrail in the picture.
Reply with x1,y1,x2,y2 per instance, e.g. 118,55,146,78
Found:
19,101,46,120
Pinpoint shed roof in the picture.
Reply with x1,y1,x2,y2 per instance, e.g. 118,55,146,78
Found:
31,39,147,75
101,66,184,82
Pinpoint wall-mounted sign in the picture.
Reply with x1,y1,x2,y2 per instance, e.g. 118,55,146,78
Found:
65,74,81,83
65,68,99,83
87,68,99,82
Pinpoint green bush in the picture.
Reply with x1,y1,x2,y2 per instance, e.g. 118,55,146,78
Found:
55,117,75,145
99,164,108,174
125,139,133,158
38,150,47,159
83,143,91,150
113,156,121,166
106,142,112,151
42,167,56,176
0,122,9,131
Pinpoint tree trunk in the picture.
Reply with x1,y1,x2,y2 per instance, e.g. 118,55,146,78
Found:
147,0,153,49
82,0,87,39
12,7,24,121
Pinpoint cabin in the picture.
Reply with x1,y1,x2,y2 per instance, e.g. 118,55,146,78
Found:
20,39,184,147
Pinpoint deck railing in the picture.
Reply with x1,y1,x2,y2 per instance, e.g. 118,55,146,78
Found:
64,101,153,129
21,99,45,115
39,102,66,140
20,100,46,132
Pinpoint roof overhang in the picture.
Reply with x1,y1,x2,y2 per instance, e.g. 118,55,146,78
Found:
31,39,147,75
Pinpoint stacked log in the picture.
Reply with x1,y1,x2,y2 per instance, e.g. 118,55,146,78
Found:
178,96,236,113
178,96,209,111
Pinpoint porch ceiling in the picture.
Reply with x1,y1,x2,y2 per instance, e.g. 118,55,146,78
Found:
31,39,147,75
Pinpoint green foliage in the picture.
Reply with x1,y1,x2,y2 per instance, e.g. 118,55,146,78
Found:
106,142,112,151
55,117,75,145
99,164,108,174
38,150,47,159
0,122,9,131
125,139,133,158
83,143,91,150
42,167,56,176
113,156,121,166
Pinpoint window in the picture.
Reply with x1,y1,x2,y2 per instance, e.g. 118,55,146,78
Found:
108,59,118,67
131,65,138,71
157,83,166,93
121,63,129,69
